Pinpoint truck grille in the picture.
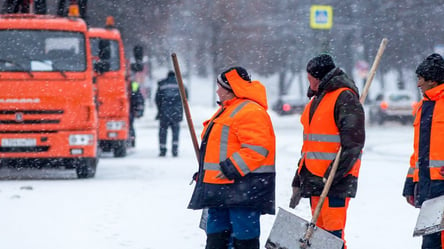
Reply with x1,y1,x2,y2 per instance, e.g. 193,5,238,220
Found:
0,146,49,153
0,120,60,124
0,130,58,134
0,109,63,125
0,110,64,114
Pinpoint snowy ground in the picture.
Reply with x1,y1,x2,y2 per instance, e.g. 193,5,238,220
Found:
0,76,422,249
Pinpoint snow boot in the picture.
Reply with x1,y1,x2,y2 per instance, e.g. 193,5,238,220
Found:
172,145,178,157
205,230,230,249
233,237,259,249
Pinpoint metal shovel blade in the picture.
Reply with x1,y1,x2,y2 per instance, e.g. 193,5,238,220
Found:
413,195,444,237
199,208,208,230
266,207,343,249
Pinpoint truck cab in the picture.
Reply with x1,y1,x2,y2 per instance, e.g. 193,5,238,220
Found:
0,7,98,178
89,21,130,157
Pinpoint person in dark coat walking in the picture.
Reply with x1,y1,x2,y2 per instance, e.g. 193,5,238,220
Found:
402,53,444,249
129,80,145,147
155,71,184,157
289,54,365,249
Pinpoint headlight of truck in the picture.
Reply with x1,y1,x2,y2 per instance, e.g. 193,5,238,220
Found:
69,134,94,146
106,121,126,130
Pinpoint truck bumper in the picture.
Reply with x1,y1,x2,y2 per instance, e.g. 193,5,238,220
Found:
0,130,97,158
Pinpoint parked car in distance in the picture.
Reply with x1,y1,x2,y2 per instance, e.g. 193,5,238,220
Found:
368,90,417,125
272,95,308,115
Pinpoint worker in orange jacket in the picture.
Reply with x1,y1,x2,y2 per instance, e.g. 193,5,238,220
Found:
290,54,365,249
403,53,444,249
188,67,276,249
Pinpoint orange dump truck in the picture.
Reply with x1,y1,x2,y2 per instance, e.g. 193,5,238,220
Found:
0,13,99,178
89,24,130,157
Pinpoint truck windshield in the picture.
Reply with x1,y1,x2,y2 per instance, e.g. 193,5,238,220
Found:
0,30,86,72
90,38,120,71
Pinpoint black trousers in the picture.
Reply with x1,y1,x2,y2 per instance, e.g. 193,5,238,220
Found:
422,231,443,249
129,114,135,138
159,120,180,154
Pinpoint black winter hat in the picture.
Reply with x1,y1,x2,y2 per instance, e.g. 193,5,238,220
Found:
416,53,444,84
217,66,251,91
306,54,336,80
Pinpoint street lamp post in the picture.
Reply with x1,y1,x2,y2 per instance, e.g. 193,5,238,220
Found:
310,5,333,53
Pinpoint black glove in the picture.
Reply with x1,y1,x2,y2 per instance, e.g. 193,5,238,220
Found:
189,172,199,185
289,187,302,208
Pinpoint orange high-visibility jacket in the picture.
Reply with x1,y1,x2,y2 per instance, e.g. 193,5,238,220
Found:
188,70,276,214
299,88,361,178
403,84,444,206
201,97,276,184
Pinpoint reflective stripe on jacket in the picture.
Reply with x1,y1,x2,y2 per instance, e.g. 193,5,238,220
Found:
299,88,361,178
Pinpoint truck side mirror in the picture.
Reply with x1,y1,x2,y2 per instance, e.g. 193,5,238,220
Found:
98,40,111,60
94,61,110,74
94,39,111,73
131,45,144,72
134,45,143,61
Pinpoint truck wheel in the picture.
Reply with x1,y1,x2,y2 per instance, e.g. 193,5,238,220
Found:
113,141,127,158
76,158,97,178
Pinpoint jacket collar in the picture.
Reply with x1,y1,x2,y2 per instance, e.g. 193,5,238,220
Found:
424,83,444,101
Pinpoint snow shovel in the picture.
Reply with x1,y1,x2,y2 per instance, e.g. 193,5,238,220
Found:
266,38,388,249
413,195,444,237
266,149,345,249
266,208,344,249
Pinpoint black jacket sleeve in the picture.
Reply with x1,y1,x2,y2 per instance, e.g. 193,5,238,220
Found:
402,178,415,196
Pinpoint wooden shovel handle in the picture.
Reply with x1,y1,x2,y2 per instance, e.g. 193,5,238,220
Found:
171,53,200,163
360,38,388,104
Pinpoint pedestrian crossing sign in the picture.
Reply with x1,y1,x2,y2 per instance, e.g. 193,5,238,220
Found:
310,5,333,29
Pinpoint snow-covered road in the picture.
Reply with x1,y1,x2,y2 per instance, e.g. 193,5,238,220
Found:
0,104,422,249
